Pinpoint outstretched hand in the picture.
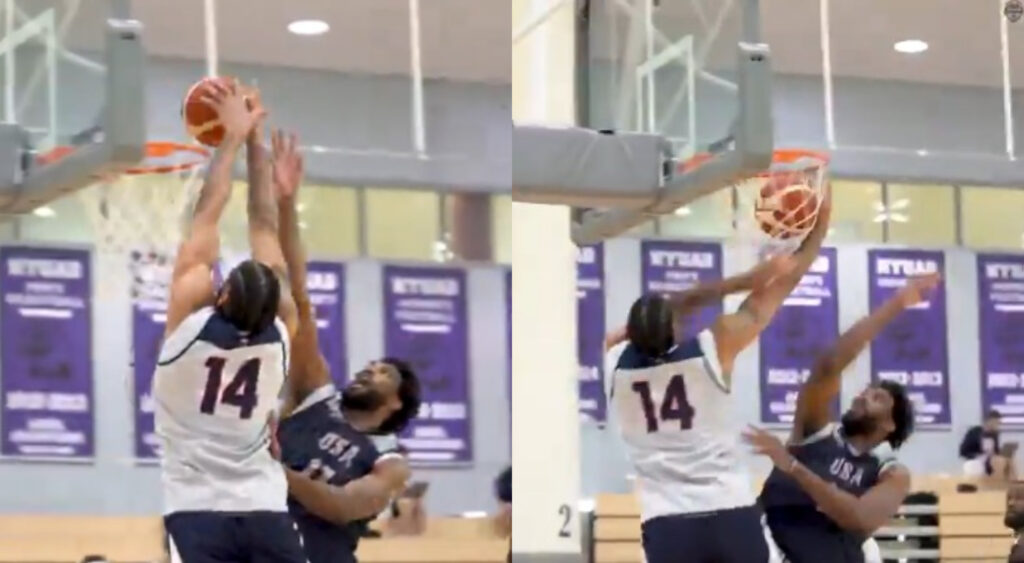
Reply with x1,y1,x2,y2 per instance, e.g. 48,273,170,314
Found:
201,78,266,143
742,425,796,472
271,129,304,201
897,272,941,308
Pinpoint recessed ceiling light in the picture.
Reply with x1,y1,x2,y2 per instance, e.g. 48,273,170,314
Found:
894,39,928,54
33,206,55,218
288,19,329,36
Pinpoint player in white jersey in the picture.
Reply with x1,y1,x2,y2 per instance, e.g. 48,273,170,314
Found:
605,191,832,563
153,81,306,563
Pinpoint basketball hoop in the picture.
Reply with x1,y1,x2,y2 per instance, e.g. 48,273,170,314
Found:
679,148,830,253
36,141,212,300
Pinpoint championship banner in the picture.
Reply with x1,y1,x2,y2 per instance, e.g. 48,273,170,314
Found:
759,248,840,425
640,240,723,339
383,266,472,465
1,246,94,460
867,249,950,427
977,254,1024,426
577,245,606,422
306,262,347,386
130,251,173,460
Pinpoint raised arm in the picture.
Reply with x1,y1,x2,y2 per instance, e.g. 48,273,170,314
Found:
271,130,330,409
791,273,941,441
712,188,833,374
165,81,261,336
669,253,796,319
284,456,410,525
244,91,298,338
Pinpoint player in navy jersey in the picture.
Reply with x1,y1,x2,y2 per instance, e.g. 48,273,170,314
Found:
267,130,422,563
745,273,940,563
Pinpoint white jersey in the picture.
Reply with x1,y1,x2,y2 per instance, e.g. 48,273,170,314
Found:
607,329,754,521
153,306,290,515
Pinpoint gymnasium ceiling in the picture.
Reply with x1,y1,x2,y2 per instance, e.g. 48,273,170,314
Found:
15,0,1024,88
18,0,511,84
591,0,1024,88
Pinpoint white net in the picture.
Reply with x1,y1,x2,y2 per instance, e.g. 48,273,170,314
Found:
732,152,829,255
78,162,205,300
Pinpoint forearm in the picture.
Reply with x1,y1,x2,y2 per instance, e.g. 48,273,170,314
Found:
247,138,279,236
191,136,242,227
785,462,867,532
285,468,393,525
819,296,905,374
671,273,757,314
278,199,309,301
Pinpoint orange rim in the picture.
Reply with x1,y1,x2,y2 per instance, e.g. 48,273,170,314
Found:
679,148,830,176
37,141,212,175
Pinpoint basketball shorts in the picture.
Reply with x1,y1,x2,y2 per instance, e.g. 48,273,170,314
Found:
165,511,308,563
640,505,783,563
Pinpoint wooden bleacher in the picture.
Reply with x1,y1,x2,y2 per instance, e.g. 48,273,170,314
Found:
593,477,1017,563
0,515,507,563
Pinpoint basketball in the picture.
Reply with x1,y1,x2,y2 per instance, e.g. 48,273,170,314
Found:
755,173,820,239
181,76,236,148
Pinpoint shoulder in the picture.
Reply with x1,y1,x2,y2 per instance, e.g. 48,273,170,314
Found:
788,422,839,447
158,306,216,365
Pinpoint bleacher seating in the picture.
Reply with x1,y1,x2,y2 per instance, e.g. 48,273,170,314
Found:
0,515,507,563
593,476,1018,563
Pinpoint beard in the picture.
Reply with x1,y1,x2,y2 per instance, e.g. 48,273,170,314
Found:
840,410,876,438
341,383,387,411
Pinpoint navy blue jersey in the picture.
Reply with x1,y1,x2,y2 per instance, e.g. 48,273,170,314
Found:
279,385,399,563
759,423,898,563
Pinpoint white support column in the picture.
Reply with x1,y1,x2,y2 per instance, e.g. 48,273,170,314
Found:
511,0,582,559
409,0,426,156
1000,0,1015,159
203,0,218,77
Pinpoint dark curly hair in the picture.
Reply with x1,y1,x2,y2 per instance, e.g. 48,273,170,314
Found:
376,357,421,434
878,380,914,449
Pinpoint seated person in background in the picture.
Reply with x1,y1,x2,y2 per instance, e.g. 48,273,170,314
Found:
961,410,1004,478
385,481,429,536
1005,481,1024,562
493,465,511,538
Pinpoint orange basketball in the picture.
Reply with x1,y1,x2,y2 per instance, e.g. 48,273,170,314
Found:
182,76,235,148
754,173,819,240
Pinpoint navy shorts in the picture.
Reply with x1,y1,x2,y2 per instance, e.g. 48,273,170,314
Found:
641,505,771,563
765,509,865,563
165,511,308,563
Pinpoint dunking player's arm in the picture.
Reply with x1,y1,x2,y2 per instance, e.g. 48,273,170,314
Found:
746,275,940,536
164,82,262,336
712,189,833,380
602,255,797,351
244,91,298,338
269,131,409,524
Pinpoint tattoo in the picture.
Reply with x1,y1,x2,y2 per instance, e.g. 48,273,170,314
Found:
246,141,279,232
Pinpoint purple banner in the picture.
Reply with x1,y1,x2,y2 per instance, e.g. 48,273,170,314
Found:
759,248,840,425
640,240,723,338
383,266,472,465
130,251,172,460
977,254,1024,427
1,246,93,459
577,245,606,422
306,262,347,387
868,249,950,427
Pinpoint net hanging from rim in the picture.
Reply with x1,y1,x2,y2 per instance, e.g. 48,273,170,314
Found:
38,141,213,300
679,148,830,254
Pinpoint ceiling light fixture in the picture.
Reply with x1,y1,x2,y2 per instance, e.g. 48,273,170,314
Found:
288,19,330,36
894,39,928,54
33,206,56,218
